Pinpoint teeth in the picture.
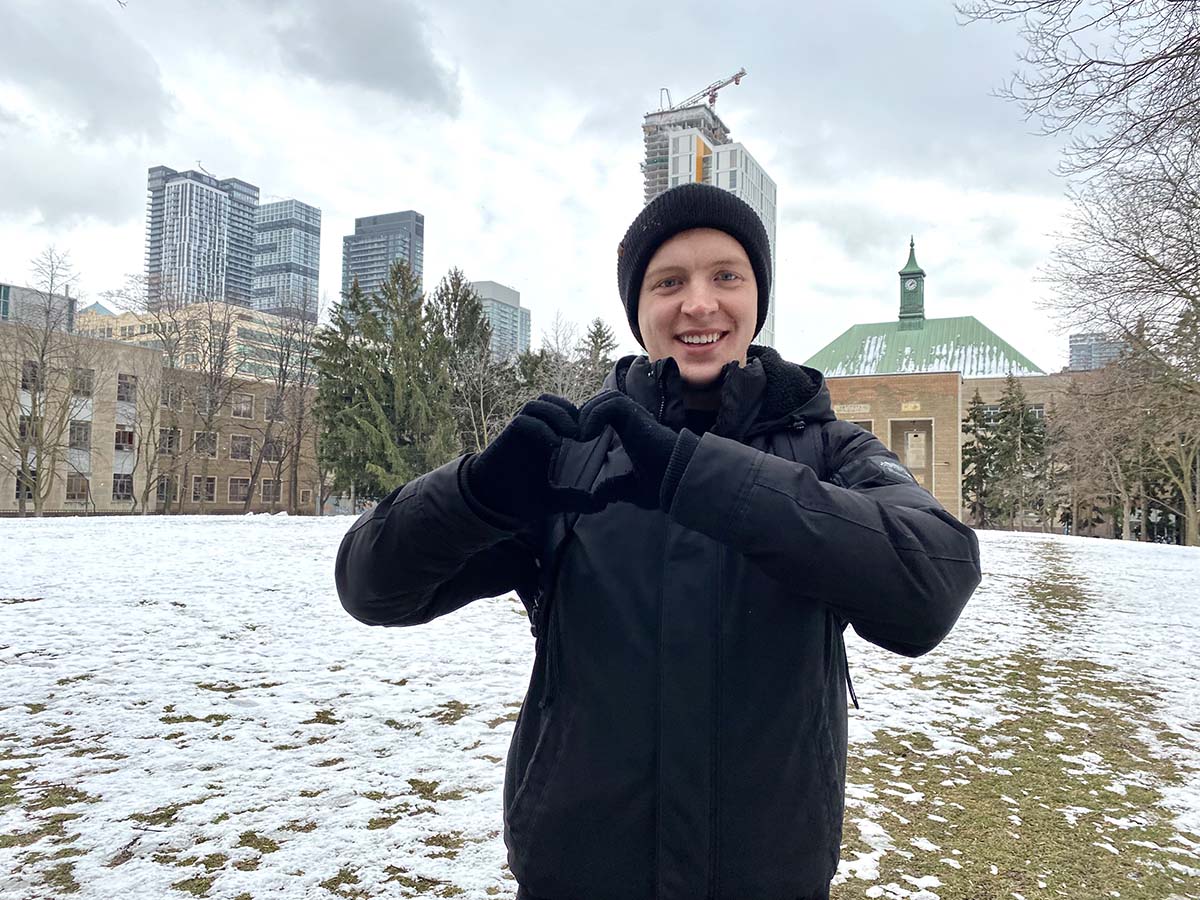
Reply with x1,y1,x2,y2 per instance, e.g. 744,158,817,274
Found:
680,333,722,345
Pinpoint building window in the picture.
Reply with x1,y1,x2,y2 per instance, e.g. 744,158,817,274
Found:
158,427,180,455
112,473,134,501
982,405,1002,428
192,475,216,503
729,149,738,167
262,479,281,502
229,433,253,461
265,393,284,421
261,438,283,462
21,360,39,392
71,367,94,398
1029,403,1045,421
728,170,737,189
195,388,217,416
232,393,253,419
0,284,8,320
15,469,36,501
300,489,312,505
157,475,179,503
229,477,251,503
184,352,199,367
117,373,137,402
18,414,38,443
114,426,135,453
194,431,218,458
161,381,184,411
69,420,91,450
65,473,89,502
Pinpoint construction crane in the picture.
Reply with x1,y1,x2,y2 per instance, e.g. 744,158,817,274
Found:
670,68,746,111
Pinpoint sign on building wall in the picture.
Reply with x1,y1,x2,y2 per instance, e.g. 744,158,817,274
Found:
901,401,922,412
835,403,871,416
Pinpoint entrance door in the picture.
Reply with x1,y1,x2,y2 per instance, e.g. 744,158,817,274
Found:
889,419,933,490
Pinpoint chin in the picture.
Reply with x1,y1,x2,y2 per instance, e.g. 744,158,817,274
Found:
677,360,729,387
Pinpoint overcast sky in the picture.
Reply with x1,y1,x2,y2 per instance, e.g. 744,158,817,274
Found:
0,0,1075,370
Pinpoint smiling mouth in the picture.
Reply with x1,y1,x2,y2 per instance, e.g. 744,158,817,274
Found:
675,331,728,349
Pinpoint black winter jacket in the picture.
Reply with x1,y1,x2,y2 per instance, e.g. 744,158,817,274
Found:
335,346,982,900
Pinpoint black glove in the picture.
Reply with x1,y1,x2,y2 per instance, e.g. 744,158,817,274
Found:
466,394,600,523
579,390,699,510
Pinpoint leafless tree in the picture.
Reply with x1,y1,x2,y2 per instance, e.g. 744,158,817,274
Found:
0,248,102,516
958,0,1200,178
1041,147,1200,390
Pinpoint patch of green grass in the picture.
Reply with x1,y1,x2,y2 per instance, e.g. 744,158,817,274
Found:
170,875,213,896
55,674,93,686
199,853,227,872
487,711,518,729
423,700,473,726
28,784,99,811
367,816,399,830
24,703,46,714
422,831,465,859
383,718,417,731
299,788,325,798
284,819,317,833
0,767,24,809
320,867,369,898
212,812,230,824
40,862,80,894
383,865,464,896
237,831,279,854
407,779,466,802
233,858,260,871
831,650,1195,899
382,677,408,686
302,708,341,725
197,681,246,693
130,797,205,827
315,757,344,767
160,713,230,726
0,812,79,849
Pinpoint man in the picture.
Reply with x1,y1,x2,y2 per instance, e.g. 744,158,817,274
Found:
336,182,981,900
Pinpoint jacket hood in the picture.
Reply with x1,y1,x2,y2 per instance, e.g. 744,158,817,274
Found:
603,344,836,436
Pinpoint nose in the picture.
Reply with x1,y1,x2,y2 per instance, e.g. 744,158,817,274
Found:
679,283,719,319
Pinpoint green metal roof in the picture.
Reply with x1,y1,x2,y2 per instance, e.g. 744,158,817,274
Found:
804,315,1045,378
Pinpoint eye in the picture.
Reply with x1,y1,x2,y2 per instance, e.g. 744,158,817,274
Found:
716,271,741,282
656,276,683,289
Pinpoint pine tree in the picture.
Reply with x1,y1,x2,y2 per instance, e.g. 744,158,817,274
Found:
314,279,380,499
576,317,619,392
961,388,994,528
990,373,1051,530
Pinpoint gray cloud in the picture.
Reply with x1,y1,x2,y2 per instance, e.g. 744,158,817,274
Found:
266,0,459,115
0,140,144,227
0,0,172,141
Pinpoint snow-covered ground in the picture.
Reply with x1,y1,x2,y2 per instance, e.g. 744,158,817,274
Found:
2,517,1199,899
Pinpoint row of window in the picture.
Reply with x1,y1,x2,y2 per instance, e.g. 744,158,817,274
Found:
15,471,289,504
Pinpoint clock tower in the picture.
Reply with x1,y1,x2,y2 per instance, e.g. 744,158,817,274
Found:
899,236,926,325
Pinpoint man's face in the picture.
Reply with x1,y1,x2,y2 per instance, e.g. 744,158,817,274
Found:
637,228,758,387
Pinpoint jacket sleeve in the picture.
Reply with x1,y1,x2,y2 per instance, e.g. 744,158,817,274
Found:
666,426,981,657
334,454,540,627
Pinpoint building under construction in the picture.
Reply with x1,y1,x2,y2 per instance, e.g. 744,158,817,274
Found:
641,70,779,346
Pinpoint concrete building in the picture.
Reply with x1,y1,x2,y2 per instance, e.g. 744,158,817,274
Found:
0,282,76,332
471,280,531,359
642,104,778,346
1069,332,1128,371
0,325,321,516
145,166,260,307
76,301,309,381
254,199,321,321
341,211,424,297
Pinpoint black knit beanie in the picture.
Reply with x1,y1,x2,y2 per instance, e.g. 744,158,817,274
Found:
617,182,772,348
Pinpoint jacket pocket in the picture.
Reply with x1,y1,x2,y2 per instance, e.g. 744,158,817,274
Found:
505,702,577,875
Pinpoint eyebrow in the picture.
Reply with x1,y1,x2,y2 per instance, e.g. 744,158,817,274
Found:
643,258,750,284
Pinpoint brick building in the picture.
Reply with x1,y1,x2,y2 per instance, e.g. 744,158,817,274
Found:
805,240,1064,519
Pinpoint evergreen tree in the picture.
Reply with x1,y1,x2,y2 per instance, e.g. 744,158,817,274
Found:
990,373,1050,530
961,388,994,528
354,260,457,490
314,279,381,499
576,317,619,392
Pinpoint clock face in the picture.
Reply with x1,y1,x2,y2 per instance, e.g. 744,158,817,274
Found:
905,279,917,291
